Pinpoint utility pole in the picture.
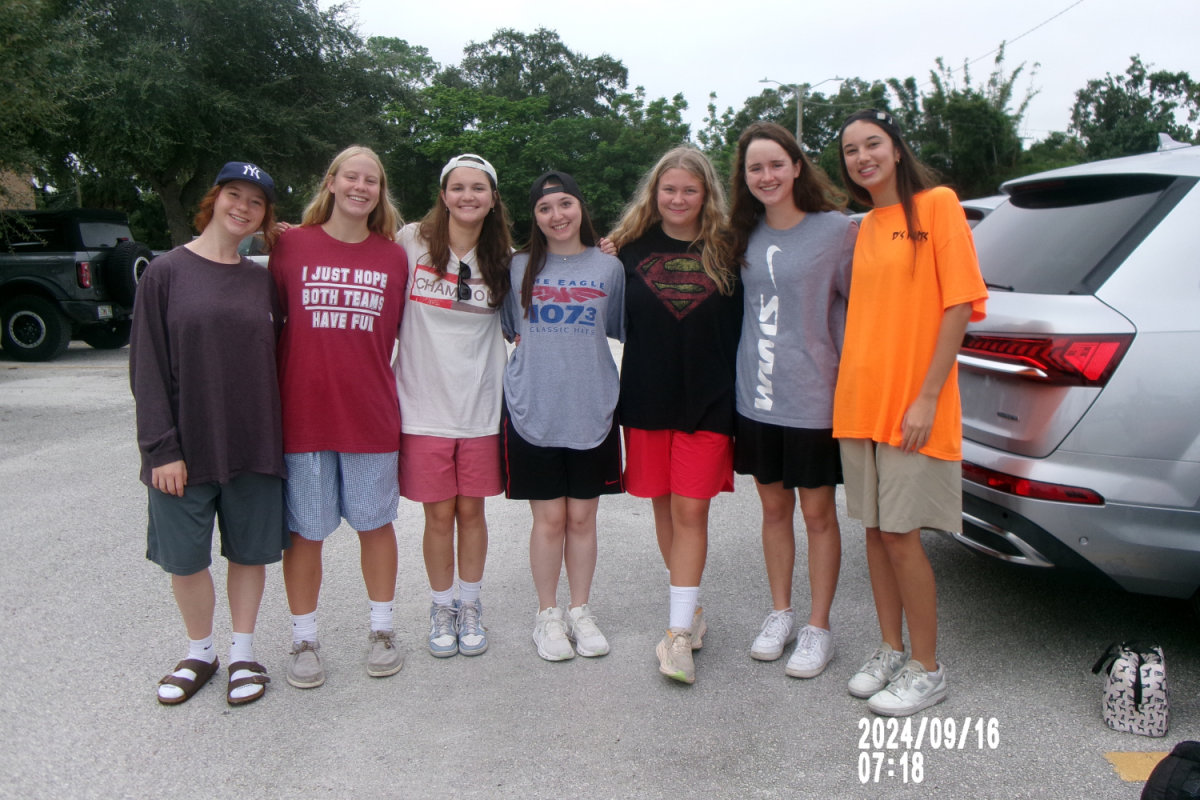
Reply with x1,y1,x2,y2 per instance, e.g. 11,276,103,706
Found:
760,77,845,150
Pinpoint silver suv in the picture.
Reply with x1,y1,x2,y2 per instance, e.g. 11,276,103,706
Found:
951,139,1200,608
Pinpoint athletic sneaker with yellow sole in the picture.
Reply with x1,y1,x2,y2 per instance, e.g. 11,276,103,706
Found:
657,628,695,684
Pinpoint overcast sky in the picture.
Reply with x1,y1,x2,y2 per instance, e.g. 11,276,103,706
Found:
343,0,1198,143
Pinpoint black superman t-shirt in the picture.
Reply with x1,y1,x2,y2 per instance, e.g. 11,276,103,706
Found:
618,224,744,435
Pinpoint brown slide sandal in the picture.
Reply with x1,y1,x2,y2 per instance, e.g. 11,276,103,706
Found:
157,657,220,705
226,661,270,706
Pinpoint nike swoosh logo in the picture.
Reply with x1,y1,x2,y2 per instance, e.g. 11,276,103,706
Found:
605,479,621,485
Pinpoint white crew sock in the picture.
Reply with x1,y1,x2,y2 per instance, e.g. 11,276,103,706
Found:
369,599,394,632
430,585,456,607
157,634,215,701
669,585,700,630
458,579,482,605
228,631,261,701
291,611,317,644
230,631,255,664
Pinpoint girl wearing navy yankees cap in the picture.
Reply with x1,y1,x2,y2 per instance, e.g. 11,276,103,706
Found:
131,161,286,706
499,171,625,662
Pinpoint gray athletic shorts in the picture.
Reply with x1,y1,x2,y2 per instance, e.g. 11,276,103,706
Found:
839,438,962,534
284,451,400,541
146,471,289,576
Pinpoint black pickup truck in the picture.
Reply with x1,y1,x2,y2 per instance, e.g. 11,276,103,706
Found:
0,209,153,361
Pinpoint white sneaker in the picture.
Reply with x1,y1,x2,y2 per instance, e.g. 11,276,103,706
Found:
785,625,834,678
750,609,796,661
848,642,909,698
867,660,948,717
567,604,609,657
532,607,575,661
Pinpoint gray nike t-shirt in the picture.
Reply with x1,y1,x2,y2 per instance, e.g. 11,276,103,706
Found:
501,247,625,449
735,211,857,429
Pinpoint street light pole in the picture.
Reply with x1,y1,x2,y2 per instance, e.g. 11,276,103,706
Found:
760,76,845,150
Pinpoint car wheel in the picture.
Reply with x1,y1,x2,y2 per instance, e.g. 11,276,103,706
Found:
103,241,153,307
79,319,132,349
1,295,73,362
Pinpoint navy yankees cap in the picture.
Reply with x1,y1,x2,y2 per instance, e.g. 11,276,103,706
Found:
214,161,277,204
529,170,584,210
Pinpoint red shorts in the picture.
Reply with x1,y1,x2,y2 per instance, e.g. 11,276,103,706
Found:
622,428,734,500
398,433,503,503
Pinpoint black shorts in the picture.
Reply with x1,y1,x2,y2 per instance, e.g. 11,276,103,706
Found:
146,471,289,576
501,408,624,501
733,413,842,490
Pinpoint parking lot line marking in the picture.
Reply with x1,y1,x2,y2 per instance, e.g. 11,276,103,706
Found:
1,364,127,370
1105,751,1169,781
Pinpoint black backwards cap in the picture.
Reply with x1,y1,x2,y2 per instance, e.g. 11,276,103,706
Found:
529,170,584,211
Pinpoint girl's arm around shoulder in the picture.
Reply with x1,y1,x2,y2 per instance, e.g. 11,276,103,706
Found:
837,219,858,300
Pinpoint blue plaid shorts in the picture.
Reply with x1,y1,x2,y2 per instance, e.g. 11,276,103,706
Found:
283,451,399,541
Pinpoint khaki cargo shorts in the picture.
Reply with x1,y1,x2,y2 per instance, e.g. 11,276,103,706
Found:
839,438,962,534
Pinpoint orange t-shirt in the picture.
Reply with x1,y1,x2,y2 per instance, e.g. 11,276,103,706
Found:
832,187,988,461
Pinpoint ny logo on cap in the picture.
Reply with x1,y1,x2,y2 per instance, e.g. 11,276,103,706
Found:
242,164,262,179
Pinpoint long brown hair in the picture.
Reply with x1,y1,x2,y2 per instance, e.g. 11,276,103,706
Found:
418,160,513,307
193,184,279,252
519,177,598,318
608,145,736,296
838,109,939,246
729,122,846,262
301,145,402,241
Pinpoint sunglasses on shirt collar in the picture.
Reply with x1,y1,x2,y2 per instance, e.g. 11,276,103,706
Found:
457,263,472,301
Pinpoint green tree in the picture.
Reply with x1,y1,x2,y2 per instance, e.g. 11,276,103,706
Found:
0,0,90,194
1070,55,1198,160
63,0,400,245
458,28,628,118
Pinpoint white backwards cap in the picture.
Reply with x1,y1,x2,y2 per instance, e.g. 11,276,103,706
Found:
440,154,498,187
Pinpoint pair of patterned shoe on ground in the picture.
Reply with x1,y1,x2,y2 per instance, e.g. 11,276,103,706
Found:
533,605,609,661
429,599,488,658
287,629,403,689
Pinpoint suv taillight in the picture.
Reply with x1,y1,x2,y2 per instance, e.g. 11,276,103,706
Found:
77,261,92,288
963,462,1104,505
961,333,1133,387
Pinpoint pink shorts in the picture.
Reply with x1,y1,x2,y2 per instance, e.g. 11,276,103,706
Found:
398,434,503,503
622,428,735,500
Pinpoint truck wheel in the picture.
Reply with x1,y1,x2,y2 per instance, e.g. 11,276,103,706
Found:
80,319,132,349
103,241,153,307
1,295,73,362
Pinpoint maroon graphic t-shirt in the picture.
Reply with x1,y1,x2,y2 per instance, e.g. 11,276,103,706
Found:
269,225,408,453
617,224,743,435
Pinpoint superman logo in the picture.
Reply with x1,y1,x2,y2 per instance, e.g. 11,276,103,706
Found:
636,253,717,320
531,285,607,303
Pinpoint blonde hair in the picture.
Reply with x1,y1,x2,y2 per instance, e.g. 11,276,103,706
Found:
608,146,736,296
301,145,402,241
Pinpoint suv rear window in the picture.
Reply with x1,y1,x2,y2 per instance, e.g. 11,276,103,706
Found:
973,174,1194,295
78,221,133,249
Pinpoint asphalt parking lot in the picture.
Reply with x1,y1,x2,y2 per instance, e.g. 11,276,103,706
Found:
1,343,1197,799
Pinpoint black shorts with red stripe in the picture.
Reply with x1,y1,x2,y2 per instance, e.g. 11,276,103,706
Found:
500,404,624,501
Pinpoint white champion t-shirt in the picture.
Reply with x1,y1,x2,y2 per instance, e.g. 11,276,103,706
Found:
394,223,506,438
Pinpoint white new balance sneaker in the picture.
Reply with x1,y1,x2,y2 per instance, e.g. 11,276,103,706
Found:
867,660,948,717
848,642,908,698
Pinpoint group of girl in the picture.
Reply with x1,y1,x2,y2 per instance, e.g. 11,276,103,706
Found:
130,108,986,719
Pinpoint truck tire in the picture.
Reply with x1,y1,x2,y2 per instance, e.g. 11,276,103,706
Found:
80,319,132,349
1,295,73,362
103,241,153,307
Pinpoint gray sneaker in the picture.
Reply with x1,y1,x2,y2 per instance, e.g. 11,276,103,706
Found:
429,602,459,658
848,642,908,698
456,600,488,656
287,640,325,689
366,629,403,677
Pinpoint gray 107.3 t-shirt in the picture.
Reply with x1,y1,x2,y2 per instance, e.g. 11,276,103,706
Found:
501,247,626,449
735,210,857,429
